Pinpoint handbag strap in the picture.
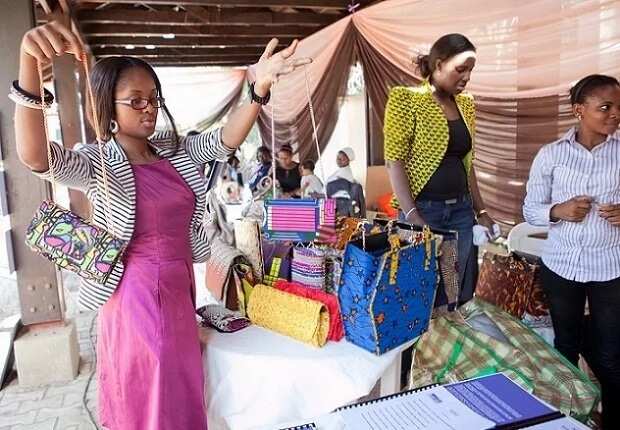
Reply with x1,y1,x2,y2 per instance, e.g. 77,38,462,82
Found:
268,62,328,198
37,54,115,232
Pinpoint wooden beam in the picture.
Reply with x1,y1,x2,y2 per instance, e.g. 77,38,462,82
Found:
95,46,264,57
150,60,250,66
65,9,337,25
103,54,258,64
76,0,351,9
87,35,295,48
82,23,312,37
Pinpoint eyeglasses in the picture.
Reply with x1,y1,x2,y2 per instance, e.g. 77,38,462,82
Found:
114,96,165,110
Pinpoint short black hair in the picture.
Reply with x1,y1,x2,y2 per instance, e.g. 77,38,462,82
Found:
570,74,620,105
302,159,315,171
257,146,271,155
278,145,293,155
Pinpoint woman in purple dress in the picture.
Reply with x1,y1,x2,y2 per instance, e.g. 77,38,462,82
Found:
13,19,309,430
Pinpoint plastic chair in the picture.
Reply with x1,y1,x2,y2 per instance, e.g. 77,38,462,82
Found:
506,222,548,258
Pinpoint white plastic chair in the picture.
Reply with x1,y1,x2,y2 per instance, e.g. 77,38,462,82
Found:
506,222,548,257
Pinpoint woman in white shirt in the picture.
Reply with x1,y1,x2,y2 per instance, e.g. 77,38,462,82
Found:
523,74,620,429
327,147,356,184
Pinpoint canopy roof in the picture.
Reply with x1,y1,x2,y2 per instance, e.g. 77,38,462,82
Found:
35,0,379,67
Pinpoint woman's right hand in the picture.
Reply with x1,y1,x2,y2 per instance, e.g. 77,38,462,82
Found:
550,195,593,222
21,21,83,63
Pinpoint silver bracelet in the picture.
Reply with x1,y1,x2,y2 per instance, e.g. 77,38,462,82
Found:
8,80,53,110
404,206,417,219
8,93,47,110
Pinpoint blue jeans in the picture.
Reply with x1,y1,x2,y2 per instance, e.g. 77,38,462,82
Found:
404,195,477,304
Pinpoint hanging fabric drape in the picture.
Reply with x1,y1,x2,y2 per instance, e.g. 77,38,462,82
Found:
155,67,247,132
247,19,357,162
247,0,620,226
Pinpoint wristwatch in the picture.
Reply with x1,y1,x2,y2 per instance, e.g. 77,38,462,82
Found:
249,82,271,105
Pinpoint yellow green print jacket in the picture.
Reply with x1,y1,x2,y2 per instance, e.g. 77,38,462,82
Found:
383,80,476,205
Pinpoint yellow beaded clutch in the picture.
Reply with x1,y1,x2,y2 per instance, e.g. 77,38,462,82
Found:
247,284,330,347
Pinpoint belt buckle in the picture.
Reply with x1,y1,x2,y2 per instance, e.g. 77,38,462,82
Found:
445,198,458,205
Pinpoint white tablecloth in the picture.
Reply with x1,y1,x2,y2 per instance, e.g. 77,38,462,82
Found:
201,325,412,430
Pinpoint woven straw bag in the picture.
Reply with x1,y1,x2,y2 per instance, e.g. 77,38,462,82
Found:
247,284,330,347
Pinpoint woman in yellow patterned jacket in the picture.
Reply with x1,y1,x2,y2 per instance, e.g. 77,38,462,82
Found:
384,33,494,305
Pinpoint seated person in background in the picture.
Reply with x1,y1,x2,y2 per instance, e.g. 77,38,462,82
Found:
249,146,272,193
276,145,301,198
225,155,244,187
300,159,324,198
327,147,357,184
326,147,366,217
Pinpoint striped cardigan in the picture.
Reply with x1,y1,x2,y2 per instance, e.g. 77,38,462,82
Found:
33,129,233,310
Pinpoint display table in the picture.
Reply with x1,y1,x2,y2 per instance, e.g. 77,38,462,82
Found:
200,325,414,430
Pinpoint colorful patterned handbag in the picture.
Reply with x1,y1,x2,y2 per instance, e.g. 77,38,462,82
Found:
476,251,549,319
339,227,440,355
324,251,342,295
263,198,335,242
261,239,293,286
25,57,127,284
26,201,126,284
291,247,326,289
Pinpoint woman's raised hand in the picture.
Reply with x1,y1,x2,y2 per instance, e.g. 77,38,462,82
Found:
21,21,83,63
254,38,312,95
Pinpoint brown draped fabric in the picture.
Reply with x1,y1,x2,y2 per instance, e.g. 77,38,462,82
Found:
245,0,619,225
354,27,419,166
249,21,357,162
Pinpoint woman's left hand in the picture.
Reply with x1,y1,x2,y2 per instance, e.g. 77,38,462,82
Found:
254,38,312,96
599,203,620,226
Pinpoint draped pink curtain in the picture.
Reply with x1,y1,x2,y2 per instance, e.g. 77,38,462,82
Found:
249,0,620,225
155,67,247,132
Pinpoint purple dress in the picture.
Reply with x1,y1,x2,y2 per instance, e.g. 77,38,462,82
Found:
97,159,207,430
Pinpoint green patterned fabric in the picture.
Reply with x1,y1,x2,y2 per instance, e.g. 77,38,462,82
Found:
410,298,600,423
383,80,476,206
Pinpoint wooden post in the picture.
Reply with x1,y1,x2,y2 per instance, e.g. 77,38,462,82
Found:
53,55,91,219
0,0,63,325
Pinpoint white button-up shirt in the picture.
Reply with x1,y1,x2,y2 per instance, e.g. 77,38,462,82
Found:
523,128,620,282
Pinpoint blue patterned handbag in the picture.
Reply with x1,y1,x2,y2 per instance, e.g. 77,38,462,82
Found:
338,227,440,355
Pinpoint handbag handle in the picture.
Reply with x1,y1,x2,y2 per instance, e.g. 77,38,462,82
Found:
268,62,328,198
37,54,115,233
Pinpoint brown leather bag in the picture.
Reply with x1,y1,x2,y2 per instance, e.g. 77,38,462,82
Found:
476,251,549,318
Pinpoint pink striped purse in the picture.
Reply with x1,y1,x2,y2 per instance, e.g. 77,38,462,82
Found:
263,198,335,242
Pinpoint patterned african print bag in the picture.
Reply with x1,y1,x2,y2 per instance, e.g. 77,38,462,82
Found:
25,57,127,284
338,227,440,355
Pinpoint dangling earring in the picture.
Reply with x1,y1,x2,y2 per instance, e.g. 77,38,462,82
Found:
109,119,119,134
576,113,583,121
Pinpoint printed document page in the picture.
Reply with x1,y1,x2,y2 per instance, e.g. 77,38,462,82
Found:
338,385,494,430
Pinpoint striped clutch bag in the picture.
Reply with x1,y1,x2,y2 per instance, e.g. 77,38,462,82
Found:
263,199,336,242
